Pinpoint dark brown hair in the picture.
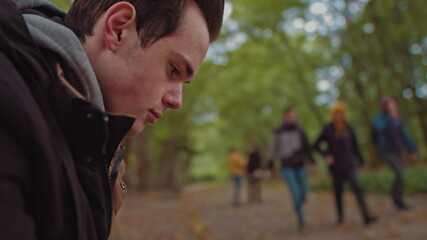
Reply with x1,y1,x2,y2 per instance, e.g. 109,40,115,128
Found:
64,0,224,46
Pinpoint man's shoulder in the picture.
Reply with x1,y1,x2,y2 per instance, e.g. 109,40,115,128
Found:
322,122,334,130
295,126,308,135
372,112,391,131
372,112,382,121
0,1,62,136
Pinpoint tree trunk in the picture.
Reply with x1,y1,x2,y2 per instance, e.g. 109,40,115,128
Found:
155,138,179,189
135,127,152,192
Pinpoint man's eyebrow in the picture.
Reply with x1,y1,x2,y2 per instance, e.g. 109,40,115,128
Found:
171,51,194,79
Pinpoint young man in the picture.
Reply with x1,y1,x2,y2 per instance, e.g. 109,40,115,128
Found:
268,107,315,232
372,97,417,210
0,0,224,239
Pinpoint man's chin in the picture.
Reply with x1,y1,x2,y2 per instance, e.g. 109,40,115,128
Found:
126,123,145,136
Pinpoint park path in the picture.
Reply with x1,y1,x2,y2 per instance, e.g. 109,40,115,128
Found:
115,181,427,240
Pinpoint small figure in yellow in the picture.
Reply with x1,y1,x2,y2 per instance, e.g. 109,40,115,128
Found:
228,147,248,206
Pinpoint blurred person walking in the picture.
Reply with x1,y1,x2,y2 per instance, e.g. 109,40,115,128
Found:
268,107,315,231
228,148,248,206
247,143,263,204
372,97,418,210
314,102,377,225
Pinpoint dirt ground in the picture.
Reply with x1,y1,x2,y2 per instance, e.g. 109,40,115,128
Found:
115,181,427,240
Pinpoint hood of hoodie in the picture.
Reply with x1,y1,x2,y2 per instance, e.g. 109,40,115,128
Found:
13,0,105,110
12,0,62,12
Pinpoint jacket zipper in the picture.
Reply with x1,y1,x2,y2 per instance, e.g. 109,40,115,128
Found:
106,145,126,239
100,115,114,240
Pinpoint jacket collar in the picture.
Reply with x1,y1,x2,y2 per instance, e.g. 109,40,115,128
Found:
48,70,134,166
20,3,105,110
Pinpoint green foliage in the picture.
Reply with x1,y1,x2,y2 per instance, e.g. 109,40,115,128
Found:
50,0,71,11
403,165,427,193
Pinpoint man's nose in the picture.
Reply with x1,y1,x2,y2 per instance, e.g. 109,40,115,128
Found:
162,84,182,109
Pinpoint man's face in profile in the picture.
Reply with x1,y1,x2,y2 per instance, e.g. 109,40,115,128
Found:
286,110,298,124
334,111,344,122
88,1,210,135
386,101,399,118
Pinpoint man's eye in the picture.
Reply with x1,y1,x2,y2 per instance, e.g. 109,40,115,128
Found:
171,65,180,76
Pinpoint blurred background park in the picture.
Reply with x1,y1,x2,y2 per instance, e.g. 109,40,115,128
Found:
53,0,427,239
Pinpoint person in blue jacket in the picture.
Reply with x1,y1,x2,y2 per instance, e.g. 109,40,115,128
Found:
372,97,418,210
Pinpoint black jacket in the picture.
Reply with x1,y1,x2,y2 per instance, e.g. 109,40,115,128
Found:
314,123,364,174
0,1,133,239
247,151,261,174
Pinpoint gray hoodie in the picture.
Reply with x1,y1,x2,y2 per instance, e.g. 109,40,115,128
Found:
13,0,105,110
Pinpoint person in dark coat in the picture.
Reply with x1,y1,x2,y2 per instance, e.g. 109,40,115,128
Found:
314,101,377,225
246,143,263,204
0,0,224,239
268,107,315,231
372,97,417,210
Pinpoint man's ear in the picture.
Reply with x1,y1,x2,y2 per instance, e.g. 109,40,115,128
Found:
102,2,137,51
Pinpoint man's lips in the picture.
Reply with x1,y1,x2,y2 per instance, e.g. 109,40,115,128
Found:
147,110,162,124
